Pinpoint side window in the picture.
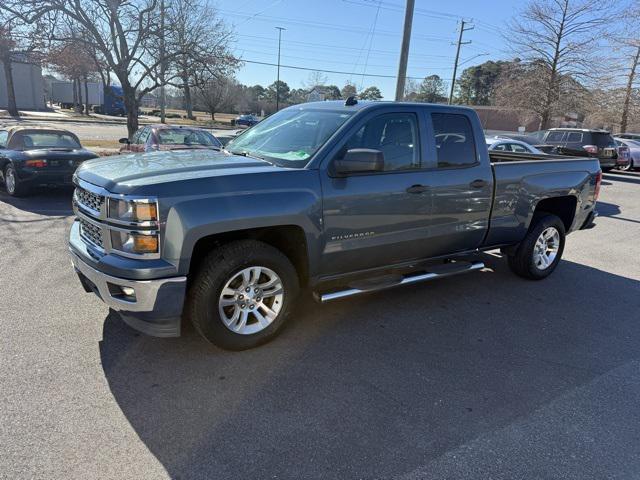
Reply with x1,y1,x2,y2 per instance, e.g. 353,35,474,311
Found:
432,113,477,168
131,129,142,144
510,143,528,153
546,131,565,143
492,143,508,151
340,113,420,171
138,128,151,144
566,132,583,142
0,131,8,148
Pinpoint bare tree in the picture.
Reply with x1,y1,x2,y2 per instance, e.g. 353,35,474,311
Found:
506,0,613,128
164,0,237,119
1,0,236,137
495,60,590,129
194,76,239,120
303,70,328,90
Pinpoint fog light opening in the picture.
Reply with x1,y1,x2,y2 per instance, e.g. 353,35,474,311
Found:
107,282,137,302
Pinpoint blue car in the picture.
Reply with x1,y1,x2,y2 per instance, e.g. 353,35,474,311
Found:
234,114,260,127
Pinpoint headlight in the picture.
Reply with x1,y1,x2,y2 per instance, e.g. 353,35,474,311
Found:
110,230,159,255
108,198,158,223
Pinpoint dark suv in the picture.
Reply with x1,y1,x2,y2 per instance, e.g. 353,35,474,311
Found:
539,128,618,170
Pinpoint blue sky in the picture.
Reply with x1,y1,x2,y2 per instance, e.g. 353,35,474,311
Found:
215,0,519,99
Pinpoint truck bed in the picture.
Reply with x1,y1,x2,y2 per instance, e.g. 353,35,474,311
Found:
484,153,600,247
489,151,585,163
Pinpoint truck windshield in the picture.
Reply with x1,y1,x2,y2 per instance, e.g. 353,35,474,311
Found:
226,108,353,167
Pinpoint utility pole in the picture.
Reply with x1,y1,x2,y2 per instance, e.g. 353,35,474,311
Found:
159,0,166,123
275,26,285,111
395,0,415,101
448,19,473,105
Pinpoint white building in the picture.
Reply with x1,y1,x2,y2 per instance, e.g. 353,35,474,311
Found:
0,58,46,110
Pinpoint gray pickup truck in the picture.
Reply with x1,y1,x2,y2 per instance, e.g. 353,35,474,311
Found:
69,100,600,350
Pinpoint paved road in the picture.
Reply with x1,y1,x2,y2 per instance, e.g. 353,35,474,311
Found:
1,172,640,479
0,118,242,143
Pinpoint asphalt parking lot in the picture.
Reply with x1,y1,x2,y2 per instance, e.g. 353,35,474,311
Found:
1,171,640,479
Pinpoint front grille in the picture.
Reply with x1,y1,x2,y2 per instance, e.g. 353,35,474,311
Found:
79,218,104,249
75,187,104,214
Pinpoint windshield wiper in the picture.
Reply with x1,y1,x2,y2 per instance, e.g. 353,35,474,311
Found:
226,149,272,164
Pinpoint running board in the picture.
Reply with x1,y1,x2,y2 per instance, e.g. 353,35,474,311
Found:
316,261,485,303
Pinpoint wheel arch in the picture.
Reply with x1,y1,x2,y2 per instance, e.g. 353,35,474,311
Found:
188,225,310,287
532,195,577,232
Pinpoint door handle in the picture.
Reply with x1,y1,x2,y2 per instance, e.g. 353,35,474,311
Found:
470,179,487,189
406,184,428,194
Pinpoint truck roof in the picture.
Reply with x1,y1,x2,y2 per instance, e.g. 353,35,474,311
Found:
297,100,476,114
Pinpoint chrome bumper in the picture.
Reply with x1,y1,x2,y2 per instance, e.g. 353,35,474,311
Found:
70,249,186,313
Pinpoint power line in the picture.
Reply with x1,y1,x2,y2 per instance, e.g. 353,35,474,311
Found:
236,57,430,81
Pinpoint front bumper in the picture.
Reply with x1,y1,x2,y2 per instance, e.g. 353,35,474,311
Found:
69,223,187,337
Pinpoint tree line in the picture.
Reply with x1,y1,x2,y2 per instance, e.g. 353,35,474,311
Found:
2,0,640,134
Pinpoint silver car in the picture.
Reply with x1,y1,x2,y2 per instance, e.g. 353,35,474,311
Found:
486,136,545,155
614,138,640,171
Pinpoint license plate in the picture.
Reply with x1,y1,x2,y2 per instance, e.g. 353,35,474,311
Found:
602,148,615,158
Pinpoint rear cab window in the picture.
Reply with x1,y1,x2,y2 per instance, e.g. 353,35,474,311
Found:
591,133,616,148
432,113,477,168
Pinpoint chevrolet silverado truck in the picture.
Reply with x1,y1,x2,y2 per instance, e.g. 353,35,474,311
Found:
69,100,600,350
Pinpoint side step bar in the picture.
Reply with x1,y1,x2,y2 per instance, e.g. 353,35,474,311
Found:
316,261,485,303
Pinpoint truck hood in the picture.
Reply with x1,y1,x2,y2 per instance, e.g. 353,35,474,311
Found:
75,149,281,191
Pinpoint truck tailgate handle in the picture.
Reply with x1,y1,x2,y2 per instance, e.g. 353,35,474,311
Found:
406,184,428,194
470,179,487,189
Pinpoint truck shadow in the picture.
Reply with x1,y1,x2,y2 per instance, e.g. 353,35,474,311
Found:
99,255,640,479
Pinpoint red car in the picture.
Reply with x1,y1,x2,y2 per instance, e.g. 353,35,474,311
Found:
119,125,222,153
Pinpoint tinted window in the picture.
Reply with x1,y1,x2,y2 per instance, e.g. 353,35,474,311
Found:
566,132,583,142
432,113,477,168
341,113,420,171
0,131,7,148
8,131,81,150
591,133,615,148
546,131,565,143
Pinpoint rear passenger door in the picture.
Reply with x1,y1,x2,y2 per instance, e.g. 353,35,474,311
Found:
423,112,493,257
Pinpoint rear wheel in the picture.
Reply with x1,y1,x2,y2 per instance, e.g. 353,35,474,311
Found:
187,240,299,350
4,164,29,197
618,159,633,171
507,214,566,280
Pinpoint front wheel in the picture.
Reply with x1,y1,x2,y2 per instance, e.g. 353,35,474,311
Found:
187,240,300,350
507,214,566,280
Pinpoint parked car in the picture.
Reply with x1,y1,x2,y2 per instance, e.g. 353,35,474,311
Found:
536,128,619,171
614,138,640,171
486,136,545,154
119,125,222,153
234,114,260,127
69,100,600,350
489,133,541,146
615,133,640,141
0,126,98,197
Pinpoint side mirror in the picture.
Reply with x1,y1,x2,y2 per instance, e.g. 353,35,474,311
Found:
333,148,384,175
119,137,130,144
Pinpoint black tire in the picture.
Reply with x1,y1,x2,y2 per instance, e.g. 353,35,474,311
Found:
187,240,300,350
602,167,614,172
507,214,566,280
4,164,29,197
